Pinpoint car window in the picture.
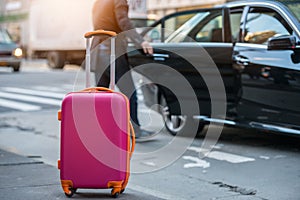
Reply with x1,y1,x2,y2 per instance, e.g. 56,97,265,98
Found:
165,13,196,34
143,23,162,42
194,14,223,42
0,29,12,44
167,10,224,43
144,13,197,43
286,4,300,22
230,11,243,42
244,7,292,45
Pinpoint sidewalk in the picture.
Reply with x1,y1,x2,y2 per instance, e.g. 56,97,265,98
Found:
0,149,162,200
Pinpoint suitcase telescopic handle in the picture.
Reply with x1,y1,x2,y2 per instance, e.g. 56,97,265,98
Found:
81,87,114,93
84,30,117,38
84,30,117,90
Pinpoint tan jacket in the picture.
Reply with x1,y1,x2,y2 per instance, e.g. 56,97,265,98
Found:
92,0,144,48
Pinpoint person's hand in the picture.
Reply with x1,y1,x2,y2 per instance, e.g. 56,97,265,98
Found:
141,41,153,55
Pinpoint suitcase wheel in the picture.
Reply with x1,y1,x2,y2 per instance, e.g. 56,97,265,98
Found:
108,181,124,198
64,187,77,198
111,188,121,198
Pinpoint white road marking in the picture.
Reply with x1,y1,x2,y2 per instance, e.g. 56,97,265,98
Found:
1,87,65,99
188,146,218,153
142,161,157,167
182,156,210,169
0,91,61,106
211,144,222,149
32,86,67,92
259,156,270,160
0,98,41,111
187,146,255,164
207,151,255,163
274,155,286,159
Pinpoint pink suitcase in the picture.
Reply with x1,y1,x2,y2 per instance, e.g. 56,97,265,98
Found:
58,30,135,198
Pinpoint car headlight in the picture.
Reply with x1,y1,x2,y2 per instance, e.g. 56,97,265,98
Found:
13,48,23,57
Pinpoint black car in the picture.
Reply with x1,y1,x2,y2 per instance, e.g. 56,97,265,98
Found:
128,0,300,136
0,28,23,72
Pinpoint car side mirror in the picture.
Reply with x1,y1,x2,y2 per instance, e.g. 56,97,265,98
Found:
267,35,296,50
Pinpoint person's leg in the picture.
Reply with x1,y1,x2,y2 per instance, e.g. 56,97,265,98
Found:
115,54,156,141
95,50,155,140
97,66,110,87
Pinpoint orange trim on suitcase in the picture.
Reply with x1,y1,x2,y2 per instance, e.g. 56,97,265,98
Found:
108,180,124,196
57,110,61,121
61,180,73,195
57,160,61,170
84,30,117,38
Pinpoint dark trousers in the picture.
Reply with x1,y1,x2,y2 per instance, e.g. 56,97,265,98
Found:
95,53,140,127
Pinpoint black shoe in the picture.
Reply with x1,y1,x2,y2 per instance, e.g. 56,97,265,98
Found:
134,126,156,142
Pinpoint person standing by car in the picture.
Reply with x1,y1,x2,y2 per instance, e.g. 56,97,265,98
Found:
91,0,154,141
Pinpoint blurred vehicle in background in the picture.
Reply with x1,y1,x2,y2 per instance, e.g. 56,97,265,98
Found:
0,27,23,72
21,0,93,69
129,0,300,136
21,0,152,69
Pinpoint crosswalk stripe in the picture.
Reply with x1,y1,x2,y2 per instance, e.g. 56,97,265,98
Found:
0,98,41,111
32,85,72,93
1,87,65,99
0,91,61,106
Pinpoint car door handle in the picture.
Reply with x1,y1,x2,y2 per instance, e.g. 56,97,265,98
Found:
234,55,250,66
152,53,170,61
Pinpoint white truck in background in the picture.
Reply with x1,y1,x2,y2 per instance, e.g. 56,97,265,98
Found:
22,0,149,69
22,0,93,68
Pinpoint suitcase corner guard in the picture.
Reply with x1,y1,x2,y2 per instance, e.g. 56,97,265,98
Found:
108,181,124,197
61,180,75,197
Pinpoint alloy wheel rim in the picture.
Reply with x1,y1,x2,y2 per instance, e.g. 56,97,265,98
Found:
162,106,187,133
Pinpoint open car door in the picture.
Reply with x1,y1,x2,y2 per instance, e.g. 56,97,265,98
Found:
128,7,238,135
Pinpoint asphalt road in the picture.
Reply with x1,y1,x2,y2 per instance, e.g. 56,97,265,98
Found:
0,60,299,200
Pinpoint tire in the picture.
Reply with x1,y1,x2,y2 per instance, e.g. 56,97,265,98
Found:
47,51,65,69
162,105,205,137
12,64,20,72
72,58,85,66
